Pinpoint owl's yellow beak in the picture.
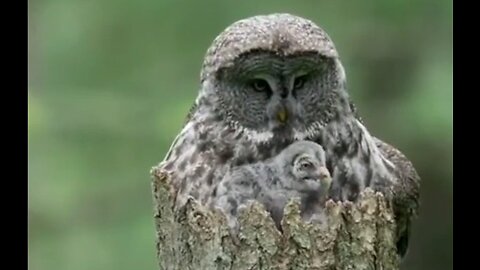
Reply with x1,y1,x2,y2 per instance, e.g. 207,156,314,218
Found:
277,109,288,123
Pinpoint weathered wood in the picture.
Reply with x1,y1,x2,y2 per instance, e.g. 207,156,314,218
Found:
151,167,400,270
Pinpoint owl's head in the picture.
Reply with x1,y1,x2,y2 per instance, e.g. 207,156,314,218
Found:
199,13,353,141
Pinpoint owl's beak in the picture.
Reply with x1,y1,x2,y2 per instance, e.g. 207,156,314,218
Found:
318,167,330,179
318,166,332,186
277,109,288,123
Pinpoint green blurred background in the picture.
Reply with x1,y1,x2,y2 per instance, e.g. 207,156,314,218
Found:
28,0,452,269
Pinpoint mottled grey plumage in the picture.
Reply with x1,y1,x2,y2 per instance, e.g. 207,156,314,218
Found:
158,13,420,258
210,140,331,232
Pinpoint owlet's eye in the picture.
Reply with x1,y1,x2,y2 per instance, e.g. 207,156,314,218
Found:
250,79,270,92
293,75,308,90
300,162,312,169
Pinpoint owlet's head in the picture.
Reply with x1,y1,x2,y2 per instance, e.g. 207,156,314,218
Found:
278,140,332,190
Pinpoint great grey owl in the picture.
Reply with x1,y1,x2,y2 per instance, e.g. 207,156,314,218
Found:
158,13,420,258
210,140,332,233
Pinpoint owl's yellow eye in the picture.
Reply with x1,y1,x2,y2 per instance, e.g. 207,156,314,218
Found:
293,75,308,90
250,79,270,92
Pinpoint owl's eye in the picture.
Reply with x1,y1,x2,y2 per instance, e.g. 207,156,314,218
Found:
300,162,312,169
250,79,270,92
293,75,308,90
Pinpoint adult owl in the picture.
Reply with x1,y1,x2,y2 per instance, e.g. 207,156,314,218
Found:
158,13,420,258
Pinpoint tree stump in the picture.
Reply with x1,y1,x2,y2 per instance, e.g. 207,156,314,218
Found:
151,167,400,270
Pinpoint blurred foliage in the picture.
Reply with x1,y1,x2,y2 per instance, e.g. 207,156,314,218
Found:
28,0,452,269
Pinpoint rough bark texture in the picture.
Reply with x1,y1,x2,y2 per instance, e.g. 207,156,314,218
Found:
151,168,400,270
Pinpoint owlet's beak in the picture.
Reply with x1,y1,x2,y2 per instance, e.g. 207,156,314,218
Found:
318,166,332,187
318,167,330,179
277,109,288,123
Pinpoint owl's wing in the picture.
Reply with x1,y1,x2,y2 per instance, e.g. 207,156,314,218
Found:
373,136,421,258
349,98,420,257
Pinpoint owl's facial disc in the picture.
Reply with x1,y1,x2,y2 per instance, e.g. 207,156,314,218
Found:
264,71,315,131
228,71,307,130
245,74,295,127
213,52,345,137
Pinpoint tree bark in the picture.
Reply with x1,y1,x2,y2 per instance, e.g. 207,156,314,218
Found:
151,167,400,270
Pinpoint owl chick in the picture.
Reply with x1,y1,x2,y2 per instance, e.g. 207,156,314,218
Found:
210,140,332,232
